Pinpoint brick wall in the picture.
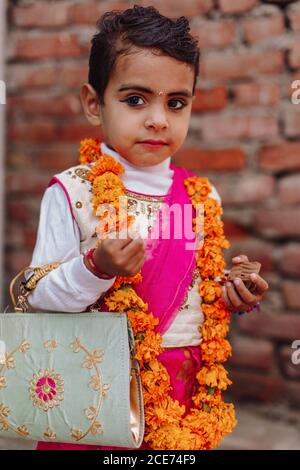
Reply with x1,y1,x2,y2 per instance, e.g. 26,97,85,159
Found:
4,0,300,410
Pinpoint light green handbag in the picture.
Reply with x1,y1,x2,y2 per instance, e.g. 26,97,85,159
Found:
0,268,144,448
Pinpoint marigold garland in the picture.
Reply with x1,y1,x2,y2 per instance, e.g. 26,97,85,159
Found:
79,138,237,450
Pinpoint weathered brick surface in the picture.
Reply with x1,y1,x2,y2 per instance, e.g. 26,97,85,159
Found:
4,0,300,411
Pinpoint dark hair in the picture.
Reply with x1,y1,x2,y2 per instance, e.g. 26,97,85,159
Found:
88,5,200,104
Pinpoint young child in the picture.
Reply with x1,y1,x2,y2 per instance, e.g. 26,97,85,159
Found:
25,5,269,450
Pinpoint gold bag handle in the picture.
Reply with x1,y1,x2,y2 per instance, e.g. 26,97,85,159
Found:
9,263,61,313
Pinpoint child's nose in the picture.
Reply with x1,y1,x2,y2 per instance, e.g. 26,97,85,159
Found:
144,108,169,130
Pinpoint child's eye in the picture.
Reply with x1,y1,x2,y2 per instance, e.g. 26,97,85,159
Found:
168,99,186,110
123,96,145,106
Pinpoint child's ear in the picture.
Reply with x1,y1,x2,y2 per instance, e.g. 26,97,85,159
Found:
80,83,102,126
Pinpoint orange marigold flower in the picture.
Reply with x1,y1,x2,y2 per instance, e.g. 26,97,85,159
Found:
201,300,230,321
127,309,158,336
136,331,163,364
196,364,232,390
199,281,222,303
192,385,223,407
141,361,171,401
105,287,148,312
92,173,125,205
201,317,229,340
112,273,143,291
144,397,184,430
79,138,101,164
200,338,232,364
88,155,124,181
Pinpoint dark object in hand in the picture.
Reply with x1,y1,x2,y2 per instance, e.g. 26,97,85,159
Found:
226,261,261,293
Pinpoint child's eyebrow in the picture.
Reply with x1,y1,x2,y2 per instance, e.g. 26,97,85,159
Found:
118,84,193,98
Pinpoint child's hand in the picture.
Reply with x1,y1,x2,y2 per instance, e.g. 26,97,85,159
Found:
93,232,145,278
221,254,269,313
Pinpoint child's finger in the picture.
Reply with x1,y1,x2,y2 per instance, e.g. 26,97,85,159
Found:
225,282,247,310
232,254,249,264
232,278,257,304
221,285,235,310
249,274,269,294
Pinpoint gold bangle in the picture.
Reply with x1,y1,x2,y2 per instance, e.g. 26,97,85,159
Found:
9,262,61,313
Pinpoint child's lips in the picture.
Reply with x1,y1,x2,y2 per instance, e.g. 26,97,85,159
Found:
138,140,168,148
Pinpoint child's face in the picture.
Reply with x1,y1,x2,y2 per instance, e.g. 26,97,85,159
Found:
82,47,195,167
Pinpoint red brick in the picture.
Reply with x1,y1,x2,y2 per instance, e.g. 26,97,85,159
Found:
255,209,300,238
7,201,34,223
285,382,300,408
201,49,283,81
223,220,249,239
233,82,280,107
5,252,32,275
279,346,300,380
58,64,88,88
69,0,138,25
280,243,300,276
6,152,33,170
288,42,300,69
138,0,213,17
13,2,70,27
23,228,37,251
217,175,275,204
192,87,227,112
7,64,58,90
224,239,274,272
6,173,50,195
58,123,101,143
258,143,300,172
229,370,284,402
238,312,300,341
242,14,285,44
192,20,236,50
9,33,84,61
283,105,300,137
219,0,258,14
8,95,82,117
173,147,246,171
68,0,104,24
8,121,57,143
198,114,278,141
36,146,78,172
279,175,300,205
5,224,24,250
229,336,274,370
283,281,300,309
7,63,88,90
287,1,300,31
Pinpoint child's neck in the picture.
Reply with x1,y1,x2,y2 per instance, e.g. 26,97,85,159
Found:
101,142,173,196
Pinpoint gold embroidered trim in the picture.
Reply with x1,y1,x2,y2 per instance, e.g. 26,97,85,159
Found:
125,189,167,202
69,338,109,441
43,427,57,440
0,340,31,437
74,168,90,181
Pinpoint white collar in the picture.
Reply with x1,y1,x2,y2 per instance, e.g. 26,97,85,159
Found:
100,143,173,196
